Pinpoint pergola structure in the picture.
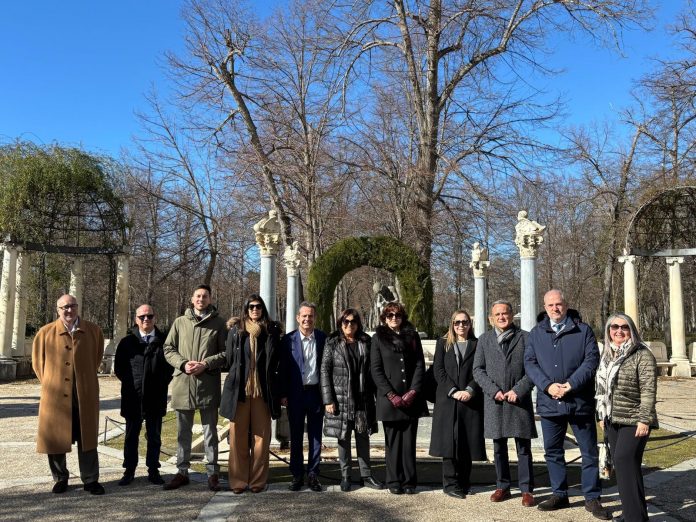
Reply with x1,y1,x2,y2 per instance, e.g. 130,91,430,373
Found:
619,186,696,377
0,146,130,380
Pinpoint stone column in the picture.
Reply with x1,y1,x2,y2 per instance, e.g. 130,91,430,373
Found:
469,243,490,337
69,258,85,312
618,253,638,328
284,242,301,334
666,257,690,377
0,244,18,380
105,254,130,373
11,248,29,357
254,210,281,320
515,211,546,332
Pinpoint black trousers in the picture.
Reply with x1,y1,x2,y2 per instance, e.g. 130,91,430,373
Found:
123,414,163,471
442,419,473,493
606,421,650,522
383,419,418,488
48,442,99,484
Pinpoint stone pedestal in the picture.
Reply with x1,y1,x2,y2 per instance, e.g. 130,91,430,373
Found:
254,211,281,321
667,257,690,377
284,242,301,333
69,258,85,312
469,243,490,337
618,254,638,328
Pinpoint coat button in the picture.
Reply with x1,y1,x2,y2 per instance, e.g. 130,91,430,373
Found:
402,379,406,383
63,394,68,397
64,377,70,382
401,369,405,372
65,362,70,366
400,358,403,362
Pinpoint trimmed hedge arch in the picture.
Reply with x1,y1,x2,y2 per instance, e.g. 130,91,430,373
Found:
306,236,433,335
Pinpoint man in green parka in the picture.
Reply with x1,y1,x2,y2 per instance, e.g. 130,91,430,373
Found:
163,284,227,491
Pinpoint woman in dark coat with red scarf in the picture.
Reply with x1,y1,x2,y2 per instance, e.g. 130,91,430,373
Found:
371,302,429,495
429,309,486,498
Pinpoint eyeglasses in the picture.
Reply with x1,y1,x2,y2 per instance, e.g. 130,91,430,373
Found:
386,312,402,319
342,318,357,326
248,303,263,311
609,324,631,332
137,314,154,320
58,304,78,311
453,319,470,326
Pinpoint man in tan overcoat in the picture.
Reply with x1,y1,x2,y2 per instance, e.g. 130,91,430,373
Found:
32,294,105,495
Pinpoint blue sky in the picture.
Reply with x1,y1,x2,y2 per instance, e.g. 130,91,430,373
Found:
0,1,685,157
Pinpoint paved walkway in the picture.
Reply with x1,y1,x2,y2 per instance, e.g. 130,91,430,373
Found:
0,376,694,521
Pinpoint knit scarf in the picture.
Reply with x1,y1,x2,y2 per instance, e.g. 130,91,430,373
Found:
595,339,632,422
245,320,263,398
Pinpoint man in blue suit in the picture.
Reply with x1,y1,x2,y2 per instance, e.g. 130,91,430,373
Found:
281,301,326,492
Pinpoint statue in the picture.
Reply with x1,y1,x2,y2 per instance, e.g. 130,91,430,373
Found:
515,210,546,258
254,210,281,256
283,241,301,276
369,282,400,330
469,242,490,277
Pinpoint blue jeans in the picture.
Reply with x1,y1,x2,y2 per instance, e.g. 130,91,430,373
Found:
540,414,600,500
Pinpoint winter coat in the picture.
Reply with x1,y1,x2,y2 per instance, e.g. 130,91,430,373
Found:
114,326,173,419
524,310,599,417
371,323,429,422
320,331,378,439
602,343,659,428
164,307,227,410
429,337,486,460
32,319,104,454
473,327,537,440
220,318,283,421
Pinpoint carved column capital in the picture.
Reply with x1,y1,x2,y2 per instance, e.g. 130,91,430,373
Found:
254,210,281,256
617,254,637,265
515,210,546,259
666,256,685,266
283,241,301,277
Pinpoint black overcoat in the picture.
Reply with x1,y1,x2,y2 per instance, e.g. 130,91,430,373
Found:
473,328,537,440
115,326,173,418
428,337,486,460
320,331,378,439
371,324,429,422
220,318,282,421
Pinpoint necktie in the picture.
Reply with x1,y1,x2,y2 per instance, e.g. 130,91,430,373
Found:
554,324,562,334
144,334,150,344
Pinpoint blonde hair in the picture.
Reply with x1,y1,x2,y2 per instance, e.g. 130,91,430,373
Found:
444,309,474,351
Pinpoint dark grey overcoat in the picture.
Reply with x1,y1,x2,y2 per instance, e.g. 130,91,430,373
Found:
473,327,537,440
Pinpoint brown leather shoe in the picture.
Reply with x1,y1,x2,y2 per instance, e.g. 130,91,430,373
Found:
163,473,190,490
522,492,535,507
208,474,221,492
490,488,512,502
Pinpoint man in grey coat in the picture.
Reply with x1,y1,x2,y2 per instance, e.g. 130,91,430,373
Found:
473,300,536,507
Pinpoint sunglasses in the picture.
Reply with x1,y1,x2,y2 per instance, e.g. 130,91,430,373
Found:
609,324,630,332
342,318,357,326
453,319,470,326
137,314,154,320
386,312,402,319
58,304,78,311
248,303,263,311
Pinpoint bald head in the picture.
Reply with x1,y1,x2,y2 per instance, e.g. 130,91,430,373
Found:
543,289,567,323
57,294,79,328
135,304,155,334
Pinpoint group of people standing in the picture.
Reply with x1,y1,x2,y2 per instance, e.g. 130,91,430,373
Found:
31,285,657,522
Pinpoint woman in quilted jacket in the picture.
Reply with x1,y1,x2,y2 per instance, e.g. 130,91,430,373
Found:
320,308,383,492
595,313,658,522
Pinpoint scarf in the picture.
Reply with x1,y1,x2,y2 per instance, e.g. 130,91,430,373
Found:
595,339,633,422
245,319,263,399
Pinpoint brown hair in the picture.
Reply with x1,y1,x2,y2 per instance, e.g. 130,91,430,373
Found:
379,301,407,324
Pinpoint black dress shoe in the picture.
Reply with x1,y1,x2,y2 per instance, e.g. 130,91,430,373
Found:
360,476,384,490
444,488,465,499
118,469,135,486
288,476,303,491
83,481,105,495
404,487,416,495
388,486,404,495
340,479,351,492
538,494,570,511
52,479,68,494
308,474,322,492
147,470,165,485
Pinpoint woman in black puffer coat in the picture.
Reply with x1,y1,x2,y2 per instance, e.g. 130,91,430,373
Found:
321,308,382,492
